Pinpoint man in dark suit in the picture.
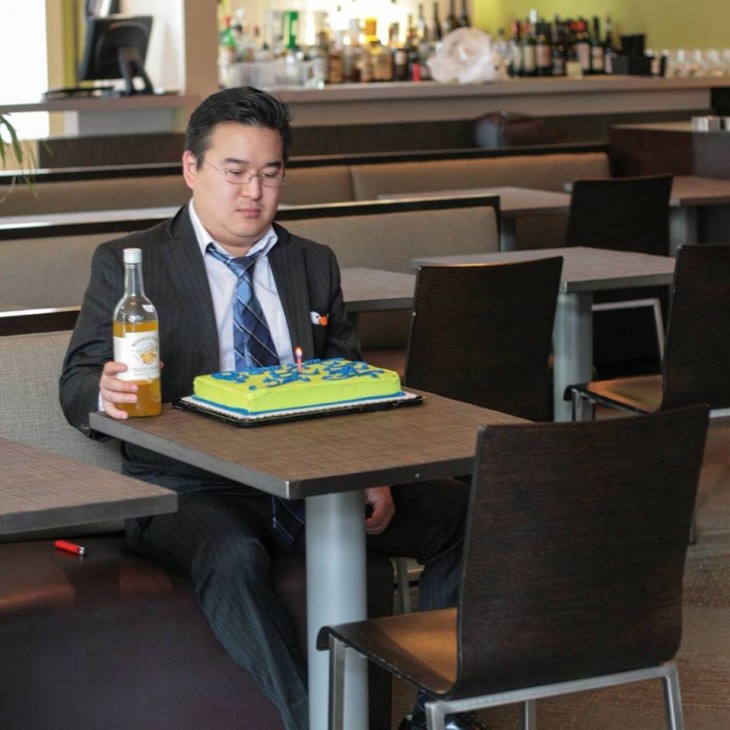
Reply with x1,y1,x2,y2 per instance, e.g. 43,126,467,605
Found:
60,87,485,730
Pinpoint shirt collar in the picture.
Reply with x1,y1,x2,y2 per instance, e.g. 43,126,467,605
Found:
188,200,278,259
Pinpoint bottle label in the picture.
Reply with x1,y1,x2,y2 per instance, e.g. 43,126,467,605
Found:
114,331,160,382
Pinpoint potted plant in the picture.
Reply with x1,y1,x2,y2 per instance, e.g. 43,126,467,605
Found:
0,112,38,195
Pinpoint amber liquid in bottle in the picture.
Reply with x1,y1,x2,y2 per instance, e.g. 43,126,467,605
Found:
113,248,162,417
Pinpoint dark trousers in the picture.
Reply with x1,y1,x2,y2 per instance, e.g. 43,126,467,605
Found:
124,475,469,730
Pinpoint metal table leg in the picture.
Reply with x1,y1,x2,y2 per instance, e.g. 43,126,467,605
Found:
306,490,369,730
553,291,593,422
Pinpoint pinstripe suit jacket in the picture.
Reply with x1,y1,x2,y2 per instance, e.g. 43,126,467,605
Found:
59,204,359,480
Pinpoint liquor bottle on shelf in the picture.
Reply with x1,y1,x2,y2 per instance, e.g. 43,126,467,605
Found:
113,248,161,418
590,16,605,74
508,18,523,77
431,2,443,44
551,18,566,77
218,15,238,87
365,17,394,82
535,20,553,76
574,17,591,75
416,6,433,80
327,29,345,84
444,0,460,35
603,14,616,74
521,20,537,77
458,0,470,28
391,20,410,82
341,18,362,82
403,16,422,81
416,4,429,43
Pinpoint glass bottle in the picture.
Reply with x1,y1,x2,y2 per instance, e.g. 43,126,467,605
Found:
458,0,470,28
521,20,537,77
444,0,460,35
113,248,161,417
431,2,443,43
551,19,566,77
535,20,553,76
603,14,616,75
574,18,591,75
590,16,605,74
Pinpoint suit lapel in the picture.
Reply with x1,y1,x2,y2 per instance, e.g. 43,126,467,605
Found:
161,207,220,373
269,231,316,359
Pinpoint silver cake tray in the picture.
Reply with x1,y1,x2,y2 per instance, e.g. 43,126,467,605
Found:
173,391,423,427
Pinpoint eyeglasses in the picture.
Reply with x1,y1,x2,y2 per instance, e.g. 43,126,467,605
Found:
200,157,286,188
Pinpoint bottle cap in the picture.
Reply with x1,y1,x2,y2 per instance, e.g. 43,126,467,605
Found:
123,248,143,264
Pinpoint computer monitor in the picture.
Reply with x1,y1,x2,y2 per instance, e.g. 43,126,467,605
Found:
78,15,155,96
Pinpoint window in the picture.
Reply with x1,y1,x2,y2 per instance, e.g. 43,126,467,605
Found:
0,0,49,139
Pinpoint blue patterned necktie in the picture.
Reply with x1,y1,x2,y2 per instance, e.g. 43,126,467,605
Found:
206,243,279,369
207,243,304,543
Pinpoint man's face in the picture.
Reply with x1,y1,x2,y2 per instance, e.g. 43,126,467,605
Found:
182,121,284,255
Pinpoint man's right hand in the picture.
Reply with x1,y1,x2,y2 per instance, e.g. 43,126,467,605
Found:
99,361,137,419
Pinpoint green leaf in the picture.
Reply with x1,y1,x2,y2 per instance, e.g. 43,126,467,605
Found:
0,112,38,193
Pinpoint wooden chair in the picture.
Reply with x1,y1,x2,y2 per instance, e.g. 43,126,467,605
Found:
565,174,673,378
393,258,562,613
567,244,730,545
319,405,709,730
567,244,730,418
405,258,563,422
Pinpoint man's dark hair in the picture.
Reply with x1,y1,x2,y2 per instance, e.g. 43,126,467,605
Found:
185,86,293,164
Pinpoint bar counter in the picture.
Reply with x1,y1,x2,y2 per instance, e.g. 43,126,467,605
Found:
277,75,730,127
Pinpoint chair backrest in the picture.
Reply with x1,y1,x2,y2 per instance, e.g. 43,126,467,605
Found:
565,174,673,255
0,330,121,472
453,405,708,696
0,233,110,309
404,258,562,421
662,243,730,410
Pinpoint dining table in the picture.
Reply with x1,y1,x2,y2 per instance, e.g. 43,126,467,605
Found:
89,393,525,730
668,175,730,254
0,435,176,537
340,267,415,318
411,246,677,422
378,186,572,251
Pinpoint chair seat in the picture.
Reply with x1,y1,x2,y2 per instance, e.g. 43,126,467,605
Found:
570,374,662,414
318,608,457,696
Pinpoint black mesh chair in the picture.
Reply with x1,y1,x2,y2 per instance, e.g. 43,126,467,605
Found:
405,258,563,422
565,174,673,378
319,406,709,730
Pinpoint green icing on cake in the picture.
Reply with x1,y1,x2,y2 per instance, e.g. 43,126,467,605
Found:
193,358,401,414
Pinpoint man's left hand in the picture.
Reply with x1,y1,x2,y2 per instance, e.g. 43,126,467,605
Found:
365,486,395,535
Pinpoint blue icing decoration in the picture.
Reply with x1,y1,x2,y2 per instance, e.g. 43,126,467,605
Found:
208,358,387,390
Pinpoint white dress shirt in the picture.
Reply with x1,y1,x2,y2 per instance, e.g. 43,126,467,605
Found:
189,201,294,369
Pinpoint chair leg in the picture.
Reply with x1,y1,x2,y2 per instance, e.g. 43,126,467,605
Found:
571,390,595,422
662,663,685,730
521,699,537,730
395,557,413,613
425,701,446,730
327,636,347,730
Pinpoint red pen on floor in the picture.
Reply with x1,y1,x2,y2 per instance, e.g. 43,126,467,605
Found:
54,539,88,557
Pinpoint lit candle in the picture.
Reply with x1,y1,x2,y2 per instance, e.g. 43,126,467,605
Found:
295,346,303,373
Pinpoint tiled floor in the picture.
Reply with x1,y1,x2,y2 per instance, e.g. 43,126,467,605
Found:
390,416,730,729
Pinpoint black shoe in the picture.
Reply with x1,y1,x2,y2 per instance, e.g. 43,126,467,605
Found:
400,710,491,730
